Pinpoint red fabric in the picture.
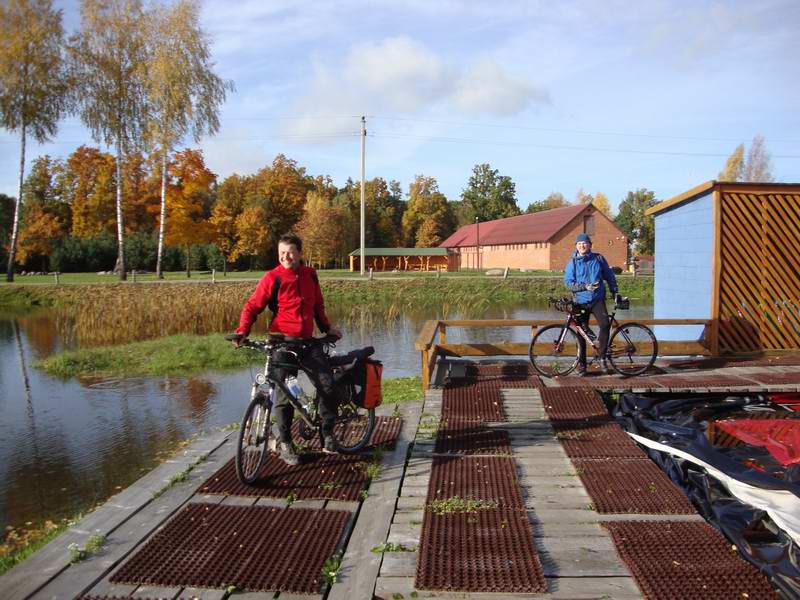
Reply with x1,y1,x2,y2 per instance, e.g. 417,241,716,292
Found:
769,393,800,411
236,264,330,338
715,419,800,465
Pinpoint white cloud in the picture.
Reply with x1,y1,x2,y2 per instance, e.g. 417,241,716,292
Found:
450,59,549,116
283,36,547,140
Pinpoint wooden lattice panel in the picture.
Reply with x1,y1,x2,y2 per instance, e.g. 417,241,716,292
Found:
719,191,800,352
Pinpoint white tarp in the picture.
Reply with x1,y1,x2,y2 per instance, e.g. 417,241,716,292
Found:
627,431,800,546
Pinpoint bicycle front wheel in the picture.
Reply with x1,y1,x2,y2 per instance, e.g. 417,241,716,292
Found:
235,390,272,484
330,380,375,453
529,325,581,377
608,323,657,376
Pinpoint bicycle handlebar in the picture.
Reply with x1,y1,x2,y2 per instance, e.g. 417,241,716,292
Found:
225,333,340,352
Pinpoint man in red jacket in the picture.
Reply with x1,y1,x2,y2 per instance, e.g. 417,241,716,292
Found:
232,233,342,465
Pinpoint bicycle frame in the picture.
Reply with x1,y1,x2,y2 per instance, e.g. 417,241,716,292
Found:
557,305,632,363
251,345,321,432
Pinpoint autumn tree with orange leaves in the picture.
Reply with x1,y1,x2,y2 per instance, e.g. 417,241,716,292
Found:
65,146,117,239
163,149,216,277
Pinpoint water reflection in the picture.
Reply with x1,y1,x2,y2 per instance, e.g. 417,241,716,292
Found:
0,301,652,531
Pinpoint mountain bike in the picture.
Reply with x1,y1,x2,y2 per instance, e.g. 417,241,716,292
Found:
528,296,658,377
225,333,376,484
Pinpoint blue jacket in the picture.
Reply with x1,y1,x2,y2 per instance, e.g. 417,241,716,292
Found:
564,251,618,304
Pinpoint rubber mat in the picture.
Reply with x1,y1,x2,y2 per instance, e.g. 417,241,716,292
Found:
434,424,512,455
199,452,368,501
291,415,402,450
416,508,546,593
603,520,779,599
574,458,695,514
428,455,524,509
540,387,610,421
442,385,505,422
667,355,800,369
554,421,646,459
110,504,349,593
745,372,800,385
461,363,535,379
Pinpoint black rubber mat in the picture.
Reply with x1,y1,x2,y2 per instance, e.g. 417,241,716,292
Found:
554,421,646,459
574,458,696,514
540,387,610,421
199,453,368,501
110,504,350,593
427,455,524,510
416,508,546,593
434,424,511,455
291,415,402,450
603,521,779,599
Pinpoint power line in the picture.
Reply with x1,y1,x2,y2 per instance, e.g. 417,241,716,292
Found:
369,131,800,159
0,132,359,145
371,115,800,144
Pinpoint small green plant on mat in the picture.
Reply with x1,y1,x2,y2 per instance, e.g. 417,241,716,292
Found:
371,542,415,553
417,417,439,440
68,534,106,563
321,550,343,586
152,453,207,499
360,489,369,500
286,491,298,507
392,594,404,600
319,481,342,491
428,496,499,514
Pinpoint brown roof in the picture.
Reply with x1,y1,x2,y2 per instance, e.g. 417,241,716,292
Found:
440,204,589,247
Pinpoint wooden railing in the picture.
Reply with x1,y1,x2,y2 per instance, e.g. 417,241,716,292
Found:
414,318,714,390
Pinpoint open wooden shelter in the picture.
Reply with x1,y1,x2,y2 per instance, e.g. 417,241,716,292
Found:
348,248,455,272
647,181,800,354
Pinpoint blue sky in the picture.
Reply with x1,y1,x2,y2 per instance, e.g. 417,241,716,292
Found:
1,0,799,213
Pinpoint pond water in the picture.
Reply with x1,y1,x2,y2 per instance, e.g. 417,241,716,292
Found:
0,301,653,531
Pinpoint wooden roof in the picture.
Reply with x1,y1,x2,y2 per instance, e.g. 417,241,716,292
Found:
647,180,800,216
439,204,590,247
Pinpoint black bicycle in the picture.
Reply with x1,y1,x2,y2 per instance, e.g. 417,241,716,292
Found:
226,333,376,484
528,296,658,377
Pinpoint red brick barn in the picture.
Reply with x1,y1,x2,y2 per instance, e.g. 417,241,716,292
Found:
440,204,628,271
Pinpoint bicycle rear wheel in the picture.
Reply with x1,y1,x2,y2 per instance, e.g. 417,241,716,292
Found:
608,323,657,376
236,390,272,484
529,325,581,377
330,380,375,453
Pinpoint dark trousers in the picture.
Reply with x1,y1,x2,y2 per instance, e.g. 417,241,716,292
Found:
579,300,610,366
272,344,338,443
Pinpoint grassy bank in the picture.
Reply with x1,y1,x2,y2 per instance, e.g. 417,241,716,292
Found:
36,334,257,378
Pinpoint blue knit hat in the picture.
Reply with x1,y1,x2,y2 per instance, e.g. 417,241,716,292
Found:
575,233,592,244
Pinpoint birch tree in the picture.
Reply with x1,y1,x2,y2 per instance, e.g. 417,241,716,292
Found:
147,0,231,278
69,0,151,281
0,0,69,281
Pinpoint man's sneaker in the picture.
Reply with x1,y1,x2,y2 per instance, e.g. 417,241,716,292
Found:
600,360,613,375
279,442,300,466
575,365,589,377
322,435,338,454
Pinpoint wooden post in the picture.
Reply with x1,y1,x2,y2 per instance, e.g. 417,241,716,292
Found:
54,272,59,285
710,186,722,356
369,267,373,280
439,323,447,345
132,270,136,283
421,349,429,391
212,268,216,283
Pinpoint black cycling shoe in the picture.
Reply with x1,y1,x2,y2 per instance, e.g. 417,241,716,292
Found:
575,365,589,377
599,360,613,375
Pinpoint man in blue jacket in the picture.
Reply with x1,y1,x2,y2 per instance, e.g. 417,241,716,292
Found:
564,233,620,375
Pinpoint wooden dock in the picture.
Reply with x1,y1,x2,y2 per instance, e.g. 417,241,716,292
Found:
3,353,797,600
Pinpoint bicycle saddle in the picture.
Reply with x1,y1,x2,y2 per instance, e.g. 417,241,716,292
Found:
328,346,375,366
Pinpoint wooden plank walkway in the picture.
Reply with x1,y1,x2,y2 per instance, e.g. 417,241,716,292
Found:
4,355,796,599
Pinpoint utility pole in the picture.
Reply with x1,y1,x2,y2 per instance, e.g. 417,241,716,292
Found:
475,216,481,270
360,116,366,276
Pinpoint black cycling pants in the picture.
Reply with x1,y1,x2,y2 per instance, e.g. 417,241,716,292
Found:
272,344,338,443
579,300,610,366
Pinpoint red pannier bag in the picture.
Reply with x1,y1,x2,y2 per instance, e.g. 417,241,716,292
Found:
351,359,383,408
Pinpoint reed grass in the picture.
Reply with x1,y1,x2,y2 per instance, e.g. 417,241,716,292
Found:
8,276,652,347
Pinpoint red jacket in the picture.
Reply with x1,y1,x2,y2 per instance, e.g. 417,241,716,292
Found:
236,264,331,338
